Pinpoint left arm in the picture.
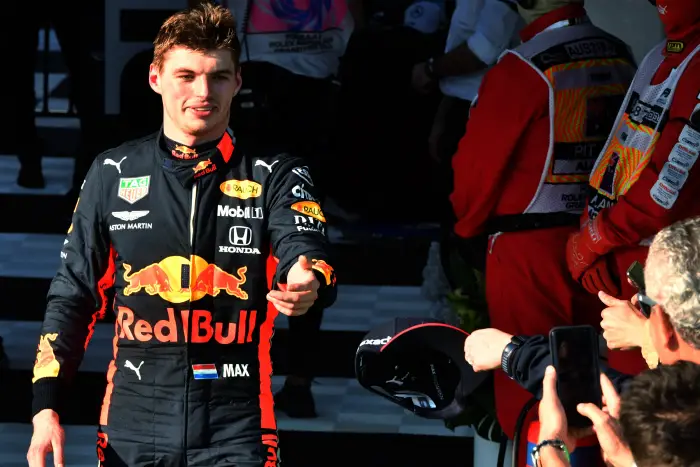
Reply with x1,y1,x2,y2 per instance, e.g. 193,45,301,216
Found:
432,0,521,77
585,63,700,254
266,157,337,309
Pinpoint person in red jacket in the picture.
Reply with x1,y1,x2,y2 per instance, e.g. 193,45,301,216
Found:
566,0,700,375
450,0,637,444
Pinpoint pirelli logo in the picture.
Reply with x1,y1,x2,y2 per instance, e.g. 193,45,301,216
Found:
667,41,684,54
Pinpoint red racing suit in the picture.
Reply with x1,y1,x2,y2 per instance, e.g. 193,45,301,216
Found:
566,1,700,375
31,129,337,467
450,4,636,443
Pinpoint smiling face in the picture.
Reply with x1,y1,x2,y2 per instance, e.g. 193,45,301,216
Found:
149,46,241,146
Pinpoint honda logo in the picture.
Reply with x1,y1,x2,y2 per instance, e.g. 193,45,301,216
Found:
229,226,253,246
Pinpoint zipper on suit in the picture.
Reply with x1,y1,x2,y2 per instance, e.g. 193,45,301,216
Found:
184,181,198,454
189,183,198,246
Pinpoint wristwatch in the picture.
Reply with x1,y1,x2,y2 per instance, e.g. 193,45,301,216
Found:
531,439,569,465
501,335,526,379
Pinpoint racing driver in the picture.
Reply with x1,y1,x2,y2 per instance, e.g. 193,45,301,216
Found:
566,0,700,374
27,4,337,467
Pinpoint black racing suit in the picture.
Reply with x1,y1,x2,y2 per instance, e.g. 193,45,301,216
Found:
31,129,338,467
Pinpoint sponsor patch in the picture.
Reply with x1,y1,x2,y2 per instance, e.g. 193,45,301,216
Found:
220,180,262,199
650,179,679,209
666,41,684,54
668,143,698,169
659,162,689,190
678,125,700,150
118,176,151,204
291,201,326,223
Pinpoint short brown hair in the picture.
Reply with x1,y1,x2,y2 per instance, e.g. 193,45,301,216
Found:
152,2,241,71
620,361,700,467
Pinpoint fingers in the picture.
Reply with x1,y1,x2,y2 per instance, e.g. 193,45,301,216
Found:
52,434,65,467
581,272,599,295
600,374,621,418
266,290,316,316
286,282,312,293
576,402,607,426
27,441,48,467
267,289,315,303
598,290,621,307
297,255,312,270
597,266,621,297
542,366,557,401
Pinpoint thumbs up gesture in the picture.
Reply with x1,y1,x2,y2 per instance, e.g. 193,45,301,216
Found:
598,291,647,350
266,255,320,316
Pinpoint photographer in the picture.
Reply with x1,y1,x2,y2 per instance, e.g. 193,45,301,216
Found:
463,216,700,458
535,361,700,467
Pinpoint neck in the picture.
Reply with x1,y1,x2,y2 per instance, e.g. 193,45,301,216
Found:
677,340,700,364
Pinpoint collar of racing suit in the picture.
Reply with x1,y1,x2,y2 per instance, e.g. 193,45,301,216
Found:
519,3,587,42
165,135,220,160
651,0,700,44
157,128,238,187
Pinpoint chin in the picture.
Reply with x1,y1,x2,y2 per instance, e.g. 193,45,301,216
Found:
186,119,224,136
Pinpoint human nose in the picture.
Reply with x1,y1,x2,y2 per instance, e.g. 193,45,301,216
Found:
193,75,212,98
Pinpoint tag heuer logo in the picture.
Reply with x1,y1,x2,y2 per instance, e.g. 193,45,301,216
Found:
118,176,150,204
667,41,684,53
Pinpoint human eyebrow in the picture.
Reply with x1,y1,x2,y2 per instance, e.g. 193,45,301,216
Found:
209,69,234,77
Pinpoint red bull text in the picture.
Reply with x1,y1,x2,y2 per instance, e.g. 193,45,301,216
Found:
116,307,258,345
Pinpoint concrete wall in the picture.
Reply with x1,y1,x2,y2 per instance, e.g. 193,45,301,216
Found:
584,0,665,63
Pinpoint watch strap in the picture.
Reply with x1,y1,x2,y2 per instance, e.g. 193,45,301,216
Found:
532,438,570,465
501,335,526,379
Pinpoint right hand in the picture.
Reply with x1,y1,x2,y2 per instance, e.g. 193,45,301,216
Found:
599,291,647,350
463,328,513,372
577,374,634,467
27,409,65,467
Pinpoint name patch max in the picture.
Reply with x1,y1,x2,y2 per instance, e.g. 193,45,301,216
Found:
192,363,250,380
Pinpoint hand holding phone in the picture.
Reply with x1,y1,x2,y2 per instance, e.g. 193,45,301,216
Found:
549,325,602,428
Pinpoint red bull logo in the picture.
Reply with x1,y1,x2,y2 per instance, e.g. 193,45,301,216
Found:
116,306,258,345
193,159,216,178
172,145,199,160
122,256,248,303
32,333,61,383
262,433,279,467
311,259,336,286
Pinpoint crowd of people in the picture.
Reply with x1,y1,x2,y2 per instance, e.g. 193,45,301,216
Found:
3,0,699,466
446,0,700,465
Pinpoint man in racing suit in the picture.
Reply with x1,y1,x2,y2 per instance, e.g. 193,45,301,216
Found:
566,0,700,375
26,5,337,467
450,0,636,448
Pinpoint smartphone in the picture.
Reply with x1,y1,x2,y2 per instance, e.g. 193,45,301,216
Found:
549,325,603,428
627,261,652,318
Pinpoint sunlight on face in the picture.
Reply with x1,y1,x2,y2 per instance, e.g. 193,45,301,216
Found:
150,46,241,144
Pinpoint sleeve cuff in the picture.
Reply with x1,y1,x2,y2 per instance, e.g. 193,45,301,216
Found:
467,32,503,66
32,378,62,419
